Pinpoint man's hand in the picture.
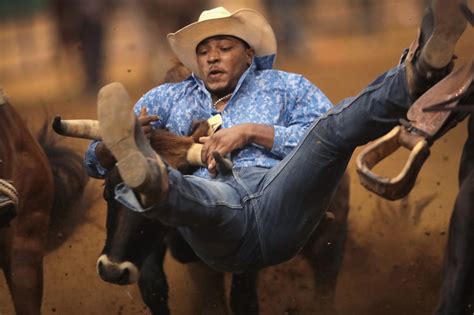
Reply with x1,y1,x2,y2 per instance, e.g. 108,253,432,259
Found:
138,107,159,138
198,123,275,175
200,125,250,175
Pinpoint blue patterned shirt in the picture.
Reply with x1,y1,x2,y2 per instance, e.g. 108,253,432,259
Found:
84,55,333,179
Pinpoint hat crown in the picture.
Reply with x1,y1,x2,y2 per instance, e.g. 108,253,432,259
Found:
198,7,232,22
168,7,277,76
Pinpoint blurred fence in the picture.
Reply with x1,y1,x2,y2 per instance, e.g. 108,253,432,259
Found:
0,0,429,102
0,0,46,19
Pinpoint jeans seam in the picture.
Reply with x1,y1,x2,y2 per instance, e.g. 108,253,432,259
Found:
232,168,267,264
249,195,267,265
115,182,155,213
171,184,243,209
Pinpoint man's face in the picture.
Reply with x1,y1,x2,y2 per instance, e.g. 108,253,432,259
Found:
196,35,254,97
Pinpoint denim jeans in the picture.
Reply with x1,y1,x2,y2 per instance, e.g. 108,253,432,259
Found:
116,63,412,272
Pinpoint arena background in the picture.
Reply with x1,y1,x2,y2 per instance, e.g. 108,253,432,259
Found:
0,0,473,314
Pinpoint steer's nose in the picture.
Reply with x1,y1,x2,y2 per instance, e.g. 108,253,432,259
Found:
96,254,139,285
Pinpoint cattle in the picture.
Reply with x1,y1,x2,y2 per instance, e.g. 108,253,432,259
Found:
0,89,88,315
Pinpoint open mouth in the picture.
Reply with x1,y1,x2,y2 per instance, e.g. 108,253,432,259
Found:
208,69,225,80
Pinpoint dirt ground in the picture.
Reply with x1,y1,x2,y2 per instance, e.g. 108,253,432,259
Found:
0,2,474,315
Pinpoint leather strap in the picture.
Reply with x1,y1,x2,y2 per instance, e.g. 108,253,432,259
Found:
407,59,473,137
356,59,473,200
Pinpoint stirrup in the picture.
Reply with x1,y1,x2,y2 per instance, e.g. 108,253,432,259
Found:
357,59,474,200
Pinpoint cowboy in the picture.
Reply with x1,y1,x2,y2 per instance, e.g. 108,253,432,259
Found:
85,3,469,272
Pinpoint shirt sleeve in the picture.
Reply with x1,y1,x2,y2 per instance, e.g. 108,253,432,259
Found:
270,76,333,158
82,85,175,178
84,140,108,179
133,85,173,128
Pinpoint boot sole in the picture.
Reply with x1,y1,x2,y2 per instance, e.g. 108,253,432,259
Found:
421,0,467,69
98,82,159,190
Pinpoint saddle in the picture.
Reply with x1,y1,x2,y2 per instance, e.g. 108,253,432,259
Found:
356,58,474,200
0,179,18,228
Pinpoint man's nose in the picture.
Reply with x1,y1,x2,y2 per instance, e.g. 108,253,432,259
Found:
207,50,220,63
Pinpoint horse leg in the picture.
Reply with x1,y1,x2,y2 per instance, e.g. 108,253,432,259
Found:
186,262,228,315
433,170,474,315
6,209,49,315
165,228,200,264
302,219,348,314
230,270,259,315
165,228,228,313
434,115,474,315
301,174,350,313
138,243,170,315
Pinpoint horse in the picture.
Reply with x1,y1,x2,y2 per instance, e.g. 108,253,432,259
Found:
97,125,351,314
434,113,474,314
0,89,88,315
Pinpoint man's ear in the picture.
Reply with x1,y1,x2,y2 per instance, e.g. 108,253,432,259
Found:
246,48,255,65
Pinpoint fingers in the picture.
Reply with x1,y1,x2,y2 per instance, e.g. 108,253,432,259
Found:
199,136,210,143
137,108,158,139
207,154,217,177
207,154,216,171
200,136,211,162
138,114,159,126
200,136,230,167
142,124,154,138
201,136,216,174
138,106,159,125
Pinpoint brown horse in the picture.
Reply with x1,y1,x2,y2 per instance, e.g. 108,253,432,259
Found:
433,105,474,314
434,115,474,315
0,90,88,315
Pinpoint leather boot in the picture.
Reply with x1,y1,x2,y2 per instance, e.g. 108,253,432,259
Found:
98,82,168,208
406,0,468,99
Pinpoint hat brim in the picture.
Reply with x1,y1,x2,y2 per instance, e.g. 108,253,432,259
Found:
167,9,276,76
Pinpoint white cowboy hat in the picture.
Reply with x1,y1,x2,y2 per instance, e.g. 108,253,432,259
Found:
167,7,277,76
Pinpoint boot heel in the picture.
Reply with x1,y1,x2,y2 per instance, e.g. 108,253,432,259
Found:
116,152,152,190
421,0,467,69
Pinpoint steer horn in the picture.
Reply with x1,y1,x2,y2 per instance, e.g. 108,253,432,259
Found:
52,116,101,140
52,116,234,172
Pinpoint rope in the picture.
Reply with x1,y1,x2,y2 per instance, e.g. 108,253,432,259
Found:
0,179,19,207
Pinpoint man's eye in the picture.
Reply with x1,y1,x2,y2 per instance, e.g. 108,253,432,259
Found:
221,46,231,51
197,50,207,55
